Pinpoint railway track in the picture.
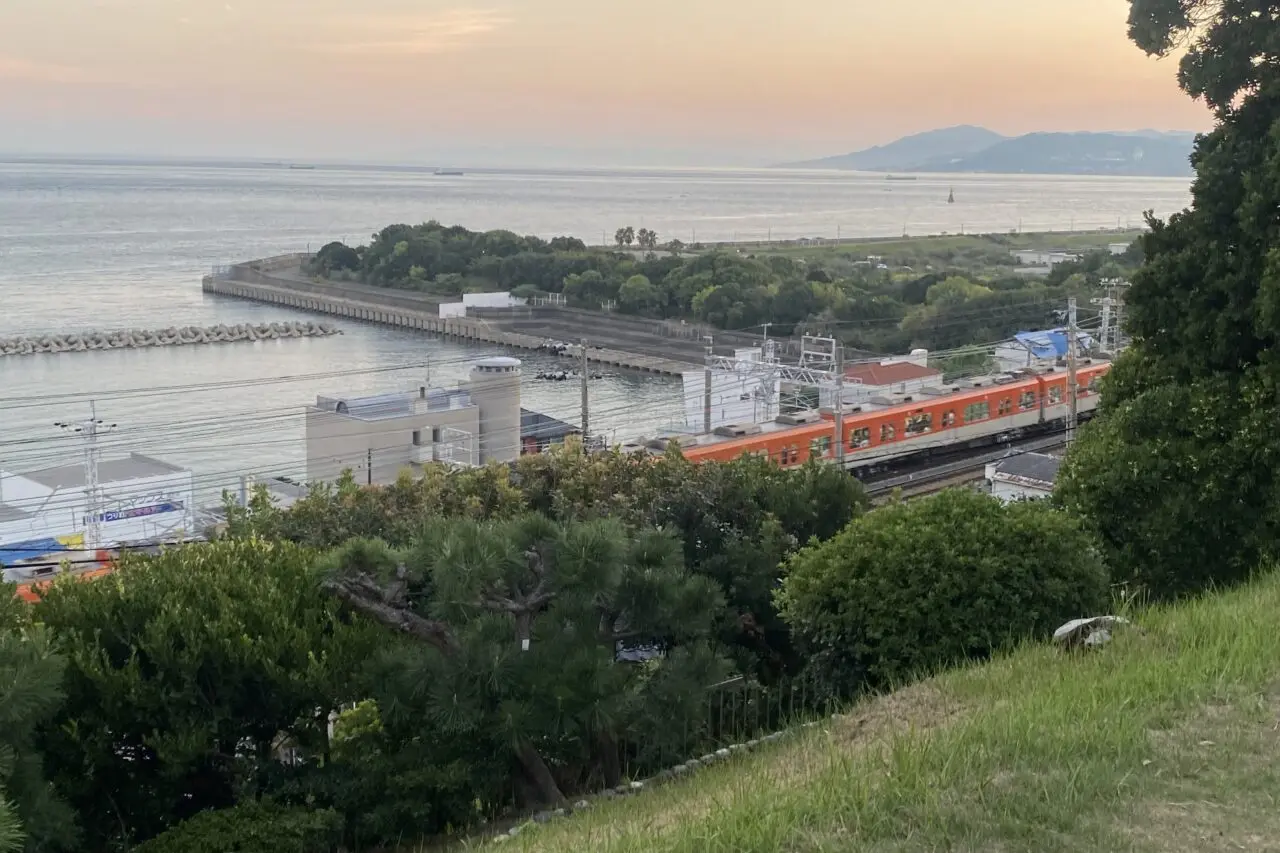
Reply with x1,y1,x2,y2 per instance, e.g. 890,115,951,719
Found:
862,433,1068,503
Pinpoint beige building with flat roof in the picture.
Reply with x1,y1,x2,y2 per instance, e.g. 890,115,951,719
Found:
305,357,523,485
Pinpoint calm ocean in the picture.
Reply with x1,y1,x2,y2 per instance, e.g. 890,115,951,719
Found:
0,159,1192,502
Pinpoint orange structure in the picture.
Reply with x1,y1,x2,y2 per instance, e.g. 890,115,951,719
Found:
669,360,1110,472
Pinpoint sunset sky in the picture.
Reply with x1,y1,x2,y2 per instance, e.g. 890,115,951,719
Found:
0,0,1214,166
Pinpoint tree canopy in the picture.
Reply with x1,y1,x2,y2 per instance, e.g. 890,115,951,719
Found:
303,221,1141,352
1060,1,1280,599
777,489,1109,693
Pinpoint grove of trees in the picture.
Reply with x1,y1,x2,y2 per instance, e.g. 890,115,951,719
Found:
308,220,1139,350
1057,0,1280,602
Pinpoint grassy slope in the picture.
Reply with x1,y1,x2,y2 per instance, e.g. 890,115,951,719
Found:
481,571,1280,853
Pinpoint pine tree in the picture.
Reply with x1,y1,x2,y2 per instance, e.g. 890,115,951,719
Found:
0,602,77,852
322,514,727,806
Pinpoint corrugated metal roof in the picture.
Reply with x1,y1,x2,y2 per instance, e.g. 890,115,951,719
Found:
20,454,187,489
992,452,1062,486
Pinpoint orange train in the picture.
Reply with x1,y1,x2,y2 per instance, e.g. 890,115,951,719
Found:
653,360,1111,473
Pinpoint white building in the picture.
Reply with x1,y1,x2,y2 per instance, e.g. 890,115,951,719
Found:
680,347,781,430
1108,242,1131,255
985,453,1061,502
305,358,523,485
438,291,526,319
0,453,195,578
1010,250,1081,268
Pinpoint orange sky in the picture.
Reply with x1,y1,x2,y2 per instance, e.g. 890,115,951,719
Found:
0,0,1214,165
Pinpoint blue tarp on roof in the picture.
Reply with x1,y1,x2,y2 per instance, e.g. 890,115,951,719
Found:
0,537,67,566
1013,329,1094,359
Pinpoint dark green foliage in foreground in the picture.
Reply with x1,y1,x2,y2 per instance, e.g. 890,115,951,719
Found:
130,801,343,853
32,541,377,851
0,594,77,853
1059,1,1280,600
778,489,1109,693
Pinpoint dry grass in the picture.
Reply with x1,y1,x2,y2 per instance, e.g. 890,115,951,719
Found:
448,569,1280,853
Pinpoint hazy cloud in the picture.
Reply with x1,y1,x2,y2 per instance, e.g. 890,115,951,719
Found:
310,8,512,56
0,56,98,84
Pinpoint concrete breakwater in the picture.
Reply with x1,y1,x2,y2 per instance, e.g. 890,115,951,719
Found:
0,321,341,357
203,273,701,376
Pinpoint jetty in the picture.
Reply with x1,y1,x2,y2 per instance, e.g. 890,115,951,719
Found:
201,254,733,376
0,321,340,358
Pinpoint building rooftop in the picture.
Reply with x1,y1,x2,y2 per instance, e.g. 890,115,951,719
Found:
846,361,940,386
19,453,187,489
314,388,474,421
990,452,1062,488
0,504,33,523
520,408,580,441
1010,329,1094,360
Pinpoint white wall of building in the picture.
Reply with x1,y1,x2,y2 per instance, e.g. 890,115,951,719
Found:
988,480,1053,503
681,348,780,429
0,467,196,549
439,291,526,319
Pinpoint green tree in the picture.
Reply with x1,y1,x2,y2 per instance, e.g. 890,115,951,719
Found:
617,274,659,315
322,516,726,806
1059,1,1280,599
0,596,77,853
34,540,377,851
777,489,1109,694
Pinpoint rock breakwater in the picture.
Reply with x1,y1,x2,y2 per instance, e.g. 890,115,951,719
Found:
0,322,342,357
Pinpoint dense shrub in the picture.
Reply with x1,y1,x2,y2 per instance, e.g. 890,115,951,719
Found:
32,540,377,850
131,802,343,853
777,489,1109,694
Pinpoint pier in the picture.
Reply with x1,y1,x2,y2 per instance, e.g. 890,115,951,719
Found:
202,272,700,376
202,254,714,376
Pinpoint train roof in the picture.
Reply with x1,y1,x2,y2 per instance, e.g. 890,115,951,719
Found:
621,358,1111,456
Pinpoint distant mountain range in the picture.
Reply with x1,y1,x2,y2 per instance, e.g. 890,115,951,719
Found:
780,125,1199,177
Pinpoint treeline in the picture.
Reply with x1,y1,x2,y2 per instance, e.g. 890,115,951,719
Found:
309,221,1139,350
2,445,1122,853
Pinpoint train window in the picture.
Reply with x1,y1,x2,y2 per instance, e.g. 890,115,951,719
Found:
1019,391,1036,410
997,398,1013,416
941,410,956,427
810,435,831,457
964,401,990,423
880,423,896,442
786,444,800,464
905,413,932,435
849,427,870,448
1049,386,1063,404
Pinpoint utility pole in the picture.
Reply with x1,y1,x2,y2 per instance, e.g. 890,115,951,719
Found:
834,343,845,468
580,339,590,444
367,448,373,485
760,323,770,350
703,335,714,435
56,402,116,552
1066,297,1078,448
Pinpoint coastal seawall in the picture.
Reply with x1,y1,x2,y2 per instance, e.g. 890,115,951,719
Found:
203,254,798,376
202,263,703,376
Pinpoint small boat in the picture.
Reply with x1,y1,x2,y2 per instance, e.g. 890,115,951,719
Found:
289,164,316,170
947,187,955,203
434,169,464,176
885,175,918,181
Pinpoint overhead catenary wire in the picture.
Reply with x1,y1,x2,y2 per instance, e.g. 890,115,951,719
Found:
0,319,1106,475
2,422,1089,571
